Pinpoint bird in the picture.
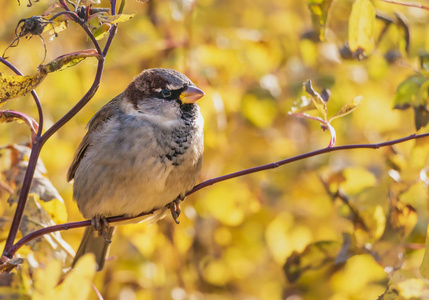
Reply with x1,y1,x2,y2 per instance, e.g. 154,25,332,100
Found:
67,68,205,271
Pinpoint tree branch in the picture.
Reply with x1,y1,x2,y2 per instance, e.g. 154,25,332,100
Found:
5,132,429,257
188,133,429,195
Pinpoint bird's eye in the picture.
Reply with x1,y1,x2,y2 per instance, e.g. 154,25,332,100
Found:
161,89,172,98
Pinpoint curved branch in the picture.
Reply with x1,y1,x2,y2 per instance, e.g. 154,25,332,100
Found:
58,0,72,11
7,209,156,257
39,59,103,145
0,57,44,137
48,11,102,54
6,132,429,257
102,25,118,57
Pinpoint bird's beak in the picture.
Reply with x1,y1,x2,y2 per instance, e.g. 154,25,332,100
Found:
180,86,205,104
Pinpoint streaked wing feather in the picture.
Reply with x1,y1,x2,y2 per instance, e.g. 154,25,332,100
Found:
67,96,121,182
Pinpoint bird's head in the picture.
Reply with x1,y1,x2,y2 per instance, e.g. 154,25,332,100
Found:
123,68,205,125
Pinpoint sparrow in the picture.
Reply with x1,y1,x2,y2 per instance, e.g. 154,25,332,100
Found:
67,68,205,270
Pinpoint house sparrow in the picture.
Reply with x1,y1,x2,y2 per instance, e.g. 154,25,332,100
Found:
67,68,205,270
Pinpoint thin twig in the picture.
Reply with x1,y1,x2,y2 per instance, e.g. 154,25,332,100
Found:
379,0,429,10
0,57,43,137
188,133,429,195
58,0,72,11
5,132,429,257
110,0,117,16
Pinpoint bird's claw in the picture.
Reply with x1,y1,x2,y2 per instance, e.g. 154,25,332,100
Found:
91,215,111,243
169,198,182,224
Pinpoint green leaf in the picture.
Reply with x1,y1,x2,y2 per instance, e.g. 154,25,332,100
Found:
348,0,375,53
99,13,135,24
92,23,111,40
330,96,363,121
303,80,328,120
118,0,126,14
307,0,334,41
393,75,429,110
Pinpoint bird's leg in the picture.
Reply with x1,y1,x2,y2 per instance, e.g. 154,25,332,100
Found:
169,197,183,225
91,215,112,243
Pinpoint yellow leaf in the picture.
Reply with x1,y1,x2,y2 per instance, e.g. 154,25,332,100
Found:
32,259,62,300
92,23,111,40
266,212,312,264
341,167,377,195
39,50,102,73
0,71,47,105
303,80,327,120
307,0,334,41
348,0,375,52
372,205,386,240
42,14,68,36
330,96,363,121
38,198,68,224
53,254,97,299
397,278,426,298
100,13,136,24
419,225,429,279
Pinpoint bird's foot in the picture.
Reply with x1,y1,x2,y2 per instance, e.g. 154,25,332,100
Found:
168,198,182,225
91,215,111,243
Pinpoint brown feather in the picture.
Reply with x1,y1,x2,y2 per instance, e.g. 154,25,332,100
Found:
67,96,121,182
72,226,116,271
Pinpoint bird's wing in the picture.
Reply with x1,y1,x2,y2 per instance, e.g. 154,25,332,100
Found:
67,96,120,182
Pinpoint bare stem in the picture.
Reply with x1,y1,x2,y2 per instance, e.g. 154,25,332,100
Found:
58,0,72,11
0,57,43,137
5,132,429,257
110,0,117,15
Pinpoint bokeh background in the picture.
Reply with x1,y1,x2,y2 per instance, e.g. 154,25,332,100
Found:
1,0,429,299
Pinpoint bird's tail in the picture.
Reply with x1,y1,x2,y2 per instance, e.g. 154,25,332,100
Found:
72,226,116,271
